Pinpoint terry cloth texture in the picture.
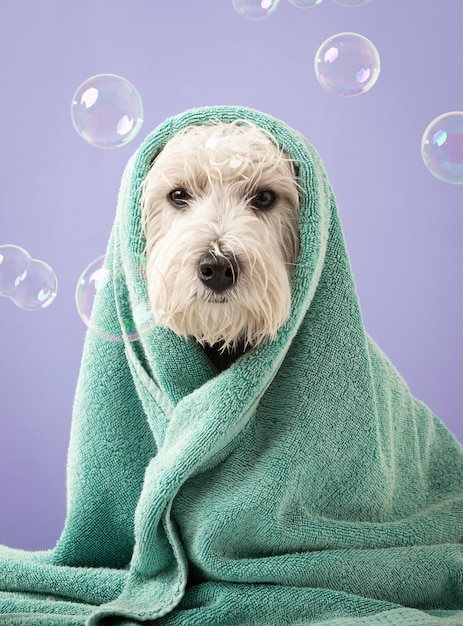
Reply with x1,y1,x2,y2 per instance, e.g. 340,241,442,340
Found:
1,106,463,625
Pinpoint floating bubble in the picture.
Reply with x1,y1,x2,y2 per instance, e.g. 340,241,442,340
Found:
332,0,371,6
0,245,31,296
421,112,463,184
11,258,58,310
232,0,280,20
71,74,144,149
289,0,323,7
315,32,380,97
75,255,166,342
202,130,251,181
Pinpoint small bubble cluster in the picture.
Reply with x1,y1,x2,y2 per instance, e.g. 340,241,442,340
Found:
233,0,374,17
0,245,57,310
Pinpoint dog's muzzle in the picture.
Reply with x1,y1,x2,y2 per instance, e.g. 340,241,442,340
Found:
197,252,239,293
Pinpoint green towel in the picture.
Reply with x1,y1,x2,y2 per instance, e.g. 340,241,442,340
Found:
1,105,462,625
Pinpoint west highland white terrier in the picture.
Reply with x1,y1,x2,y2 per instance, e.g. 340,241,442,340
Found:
141,121,300,370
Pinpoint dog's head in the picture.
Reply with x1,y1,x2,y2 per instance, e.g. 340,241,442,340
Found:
141,121,300,351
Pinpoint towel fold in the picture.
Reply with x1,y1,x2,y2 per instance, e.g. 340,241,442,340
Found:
1,105,462,625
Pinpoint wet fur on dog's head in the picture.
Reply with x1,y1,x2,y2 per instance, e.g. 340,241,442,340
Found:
141,120,300,353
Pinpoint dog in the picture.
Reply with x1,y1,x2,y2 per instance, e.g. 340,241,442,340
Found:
141,121,300,371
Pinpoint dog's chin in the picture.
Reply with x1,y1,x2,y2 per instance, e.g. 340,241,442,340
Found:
155,293,289,353
162,299,250,350
204,292,233,304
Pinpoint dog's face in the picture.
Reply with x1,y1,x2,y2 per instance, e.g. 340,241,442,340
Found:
141,121,300,351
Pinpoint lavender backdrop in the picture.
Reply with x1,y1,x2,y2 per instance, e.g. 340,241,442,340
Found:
0,0,461,550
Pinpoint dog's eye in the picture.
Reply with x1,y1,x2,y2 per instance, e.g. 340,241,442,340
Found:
251,190,276,211
168,188,191,208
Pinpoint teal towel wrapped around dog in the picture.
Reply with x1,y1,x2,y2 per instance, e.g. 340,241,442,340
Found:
1,105,463,625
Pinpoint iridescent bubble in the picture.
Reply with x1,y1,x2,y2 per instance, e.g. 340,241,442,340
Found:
0,244,31,296
202,130,251,181
75,255,166,341
232,0,280,20
332,0,371,6
11,258,58,310
289,0,323,7
421,112,463,184
71,74,144,149
314,32,380,97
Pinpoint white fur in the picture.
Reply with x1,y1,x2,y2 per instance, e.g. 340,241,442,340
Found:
141,120,300,351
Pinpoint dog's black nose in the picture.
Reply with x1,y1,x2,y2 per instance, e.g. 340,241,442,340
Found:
198,252,238,293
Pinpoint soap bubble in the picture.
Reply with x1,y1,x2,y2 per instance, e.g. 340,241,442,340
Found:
315,32,380,97
289,0,323,7
0,245,57,310
232,0,280,20
421,112,463,184
203,131,251,181
71,74,144,149
0,245,31,296
332,0,371,6
11,258,58,310
75,254,166,341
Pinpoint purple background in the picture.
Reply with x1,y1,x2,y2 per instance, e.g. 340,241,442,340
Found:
0,0,462,551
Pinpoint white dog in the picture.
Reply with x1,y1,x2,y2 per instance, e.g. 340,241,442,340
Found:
141,121,300,370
